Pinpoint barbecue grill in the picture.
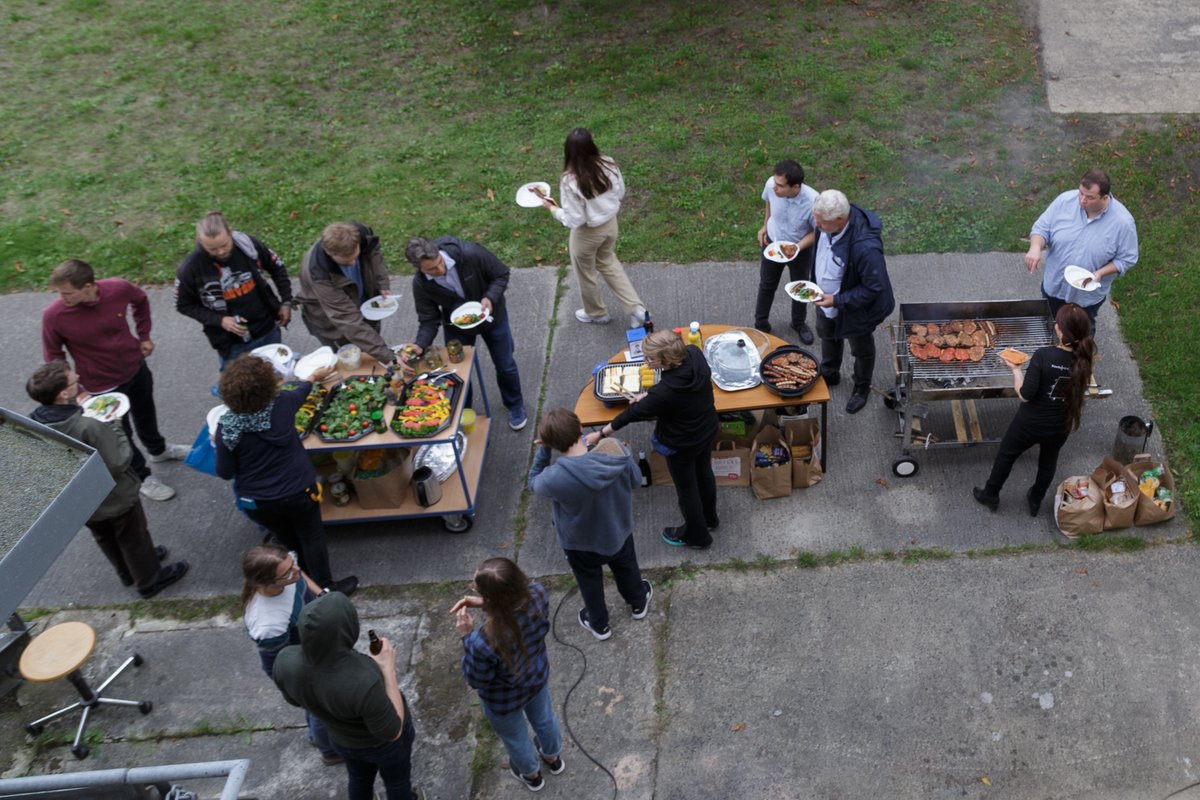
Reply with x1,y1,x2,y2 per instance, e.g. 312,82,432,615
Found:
888,300,1054,477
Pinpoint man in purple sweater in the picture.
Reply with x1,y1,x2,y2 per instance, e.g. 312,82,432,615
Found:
42,259,188,501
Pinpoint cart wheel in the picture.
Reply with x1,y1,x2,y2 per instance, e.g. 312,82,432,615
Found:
443,515,473,533
892,457,919,477
132,653,144,667
25,722,43,736
139,701,153,715
71,744,90,760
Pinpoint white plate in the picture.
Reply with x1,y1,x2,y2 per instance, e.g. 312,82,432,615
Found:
251,343,294,365
81,392,130,422
207,404,229,437
763,241,799,263
784,280,824,303
294,347,337,380
360,294,399,321
450,301,493,330
515,181,552,208
1064,265,1100,291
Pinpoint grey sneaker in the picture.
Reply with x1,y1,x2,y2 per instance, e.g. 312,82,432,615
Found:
574,308,611,324
147,443,190,463
631,579,653,619
139,475,176,501
509,766,545,792
628,305,647,329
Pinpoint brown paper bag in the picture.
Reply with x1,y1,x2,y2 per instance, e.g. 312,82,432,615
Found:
648,450,674,486
711,439,751,487
352,451,413,509
1053,475,1105,538
1128,455,1177,525
751,426,792,499
1090,455,1138,530
782,418,823,488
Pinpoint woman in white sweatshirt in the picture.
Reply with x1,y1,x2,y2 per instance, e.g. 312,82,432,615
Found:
541,128,645,328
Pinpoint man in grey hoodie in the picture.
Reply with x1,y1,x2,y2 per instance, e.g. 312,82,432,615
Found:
528,408,651,641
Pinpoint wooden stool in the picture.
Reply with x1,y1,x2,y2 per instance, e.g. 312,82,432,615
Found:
19,621,152,759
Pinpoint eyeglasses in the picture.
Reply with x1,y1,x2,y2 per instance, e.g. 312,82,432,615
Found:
273,559,300,584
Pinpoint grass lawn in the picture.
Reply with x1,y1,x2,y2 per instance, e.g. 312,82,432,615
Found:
1,0,1196,520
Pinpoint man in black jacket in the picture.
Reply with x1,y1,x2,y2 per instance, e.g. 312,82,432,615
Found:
401,236,527,431
175,212,293,370
810,189,896,415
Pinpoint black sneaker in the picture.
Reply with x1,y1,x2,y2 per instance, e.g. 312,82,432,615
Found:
509,766,545,792
793,323,815,345
578,609,612,641
631,580,653,620
333,576,359,597
138,561,189,599
539,753,565,775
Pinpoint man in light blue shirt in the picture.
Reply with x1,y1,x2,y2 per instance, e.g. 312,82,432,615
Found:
1025,169,1138,332
754,160,819,344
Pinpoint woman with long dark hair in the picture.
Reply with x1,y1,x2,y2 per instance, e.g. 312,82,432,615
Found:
452,558,564,792
973,303,1097,516
241,544,340,765
585,330,720,549
540,127,646,328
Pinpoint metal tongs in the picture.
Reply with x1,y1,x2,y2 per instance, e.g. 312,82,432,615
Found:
412,366,455,383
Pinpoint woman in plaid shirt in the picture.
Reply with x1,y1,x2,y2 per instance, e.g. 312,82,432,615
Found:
453,558,565,791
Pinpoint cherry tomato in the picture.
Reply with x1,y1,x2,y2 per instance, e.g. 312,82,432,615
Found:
348,403,357,412
319,424,328,431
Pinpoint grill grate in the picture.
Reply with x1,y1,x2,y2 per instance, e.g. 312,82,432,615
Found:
903,315,1055,380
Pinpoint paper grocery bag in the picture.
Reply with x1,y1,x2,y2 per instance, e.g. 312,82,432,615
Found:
782,418,823,489
1054,475,1105,538
711,439,751,487
751,425,792,500
1128,456,1177,525
352,451,413,509
647,450,674,487
1090,455,1138,530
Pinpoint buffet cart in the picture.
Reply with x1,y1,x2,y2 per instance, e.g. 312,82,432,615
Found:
302,346,491,532
573,324,833,472
888,299,1054,478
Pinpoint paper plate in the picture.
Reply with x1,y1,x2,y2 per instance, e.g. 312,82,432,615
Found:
295,347,337,380
450,301,492,330
515,181,552,208
81,392,130,422
207,404,229,437
1064,265,1101,291
763,241,799,263
360,294,400,321
784,280,824,303
251,343,294,365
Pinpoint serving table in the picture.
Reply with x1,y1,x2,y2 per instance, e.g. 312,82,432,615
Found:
302,347,491,531
573,325,832,471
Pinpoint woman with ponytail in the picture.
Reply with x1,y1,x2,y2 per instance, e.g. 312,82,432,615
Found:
452,558,564,791
973,303,1096,516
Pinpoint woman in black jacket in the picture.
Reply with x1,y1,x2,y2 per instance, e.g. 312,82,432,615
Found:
586,331,719,549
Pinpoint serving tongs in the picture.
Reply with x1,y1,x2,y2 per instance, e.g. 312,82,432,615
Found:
412,366,456,384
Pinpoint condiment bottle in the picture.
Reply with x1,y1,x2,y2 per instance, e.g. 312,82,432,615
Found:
686,322,702,348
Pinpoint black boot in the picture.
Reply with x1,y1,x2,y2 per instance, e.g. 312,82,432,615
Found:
972,486,999,512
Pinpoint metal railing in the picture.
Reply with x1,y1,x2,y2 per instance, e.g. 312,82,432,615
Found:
0,759,250,800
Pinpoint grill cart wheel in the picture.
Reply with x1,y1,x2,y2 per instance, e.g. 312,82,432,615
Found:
443,514,473,533
892,457,919,478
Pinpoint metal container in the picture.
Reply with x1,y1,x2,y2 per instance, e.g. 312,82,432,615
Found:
1112,415,1153,464
412,466,442,507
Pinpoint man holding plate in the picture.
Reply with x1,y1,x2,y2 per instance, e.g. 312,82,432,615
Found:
296,222,397,366
1024,169,1138,332
401,235,528,431
754,159,819,344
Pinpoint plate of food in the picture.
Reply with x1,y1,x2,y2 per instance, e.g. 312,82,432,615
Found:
784,280,824,303
294,346,338,381
450,301,492,330
82,392,130,422
515,181,553,208
764,241,799,263
207,404,230,437
360,294,400,321
1064,265,1100,291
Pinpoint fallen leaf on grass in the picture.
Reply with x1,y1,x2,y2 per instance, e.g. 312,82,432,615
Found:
486,188,495,202
13,262,24,273
732,722,746,732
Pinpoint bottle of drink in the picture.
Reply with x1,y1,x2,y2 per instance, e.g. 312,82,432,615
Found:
643,309,654,334
368,629,382,655
637,450,652,487
236,316,252,343
686,321,702,348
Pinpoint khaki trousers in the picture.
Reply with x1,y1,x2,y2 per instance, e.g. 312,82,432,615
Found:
569,216,642,317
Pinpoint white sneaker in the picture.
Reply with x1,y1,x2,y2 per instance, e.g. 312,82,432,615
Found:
139,475,176,501
574,308,611,325
628,305,647,329
147,443,190,463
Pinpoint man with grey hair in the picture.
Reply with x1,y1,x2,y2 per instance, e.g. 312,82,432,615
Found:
295,222,395,365
400,235,527,431
810,190,895,415
175,211,294,371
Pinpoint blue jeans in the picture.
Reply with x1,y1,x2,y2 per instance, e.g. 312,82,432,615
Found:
446,314,524,413
331,708,416,800
481,683,561,777
307,711,336,756
219,325,282,370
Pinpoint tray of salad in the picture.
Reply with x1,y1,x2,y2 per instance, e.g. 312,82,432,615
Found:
316,376,389,442
291,383,330,439
391,374,462,438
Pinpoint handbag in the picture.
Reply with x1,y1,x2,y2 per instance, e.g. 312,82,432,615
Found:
183,424,219,477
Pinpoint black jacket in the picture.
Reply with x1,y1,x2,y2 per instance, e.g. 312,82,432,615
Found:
610,345,719,453
411,236,511,350
827,204,896,339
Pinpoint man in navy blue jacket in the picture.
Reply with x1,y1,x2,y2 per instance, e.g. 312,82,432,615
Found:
810,189,896,414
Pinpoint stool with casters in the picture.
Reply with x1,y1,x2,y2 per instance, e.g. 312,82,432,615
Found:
19,621,153,759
